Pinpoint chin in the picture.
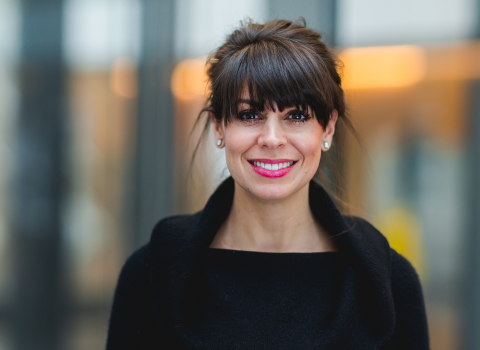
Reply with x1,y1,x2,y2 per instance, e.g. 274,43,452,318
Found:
255,187,292,202
238,177,302,202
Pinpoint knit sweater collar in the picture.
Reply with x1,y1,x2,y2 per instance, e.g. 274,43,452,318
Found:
148,176,395,347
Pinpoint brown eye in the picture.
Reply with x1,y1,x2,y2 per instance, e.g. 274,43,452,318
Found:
288,111,311,122
243,112,259,120
237,109,260,122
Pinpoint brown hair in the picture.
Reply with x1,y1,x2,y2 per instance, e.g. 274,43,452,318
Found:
191,18,357,204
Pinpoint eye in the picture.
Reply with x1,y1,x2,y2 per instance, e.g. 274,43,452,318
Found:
287,110,311,123
237,109,260,123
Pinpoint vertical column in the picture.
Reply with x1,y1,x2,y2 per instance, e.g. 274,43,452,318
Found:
133,0,175,246
12,1,66,350
461,2,480,347
474,0,480,40
462,80,480,350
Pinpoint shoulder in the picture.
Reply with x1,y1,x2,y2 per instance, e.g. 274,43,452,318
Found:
118,213,201,274
347,215,423,284
124,244,149,268
115,244,150,294
347,215,389,244
389,248,425,303
341,215,392,265
150,212,203,244
389,248,426,309
346,217,430,348
387,249,430,348
345,215,424,292
107,244,159,348
107,245,150,335
390,249,420,282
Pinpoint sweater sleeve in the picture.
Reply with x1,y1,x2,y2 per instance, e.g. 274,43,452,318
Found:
383,249,430,350
106,244,156,349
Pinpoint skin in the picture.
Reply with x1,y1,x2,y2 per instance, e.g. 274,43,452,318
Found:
209,99,339,253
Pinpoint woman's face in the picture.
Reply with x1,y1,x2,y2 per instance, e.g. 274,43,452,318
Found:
212,99,337,202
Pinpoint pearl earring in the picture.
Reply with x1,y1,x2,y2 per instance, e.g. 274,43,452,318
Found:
323,141,330,150
216,139,224,148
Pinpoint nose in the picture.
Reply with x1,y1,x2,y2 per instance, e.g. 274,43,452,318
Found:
258,117,287,149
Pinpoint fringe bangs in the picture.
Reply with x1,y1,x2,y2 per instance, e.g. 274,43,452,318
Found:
213,40,334,127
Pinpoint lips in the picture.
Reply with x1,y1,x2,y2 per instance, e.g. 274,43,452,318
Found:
251,160,294,171
247,159,297,178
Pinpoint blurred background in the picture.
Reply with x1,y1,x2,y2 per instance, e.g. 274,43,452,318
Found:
0,0,480,349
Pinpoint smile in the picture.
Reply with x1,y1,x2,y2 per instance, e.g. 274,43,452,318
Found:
247,159,297,178
252,161,294,170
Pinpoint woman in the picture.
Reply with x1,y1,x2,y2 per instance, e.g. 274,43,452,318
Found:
106,19,429,349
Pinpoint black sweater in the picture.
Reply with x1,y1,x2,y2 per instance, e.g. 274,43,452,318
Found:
106,177,430,349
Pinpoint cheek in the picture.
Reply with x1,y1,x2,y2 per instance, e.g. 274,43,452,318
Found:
224,126,256,163
292,128,323,164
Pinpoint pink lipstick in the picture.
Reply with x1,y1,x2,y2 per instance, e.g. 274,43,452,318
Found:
247,159,297,178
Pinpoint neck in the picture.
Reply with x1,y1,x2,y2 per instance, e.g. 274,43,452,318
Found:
210,180,337,252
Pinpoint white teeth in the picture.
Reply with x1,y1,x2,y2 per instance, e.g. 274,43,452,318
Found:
252,161,295,170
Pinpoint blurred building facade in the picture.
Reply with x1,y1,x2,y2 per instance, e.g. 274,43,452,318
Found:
0,0,480,349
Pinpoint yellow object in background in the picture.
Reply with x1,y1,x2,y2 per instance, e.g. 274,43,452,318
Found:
171,58,209,101
340,45,427,90
376,205,425,279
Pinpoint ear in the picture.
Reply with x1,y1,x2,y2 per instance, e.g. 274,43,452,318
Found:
210,112,224,142
322,109,338,150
